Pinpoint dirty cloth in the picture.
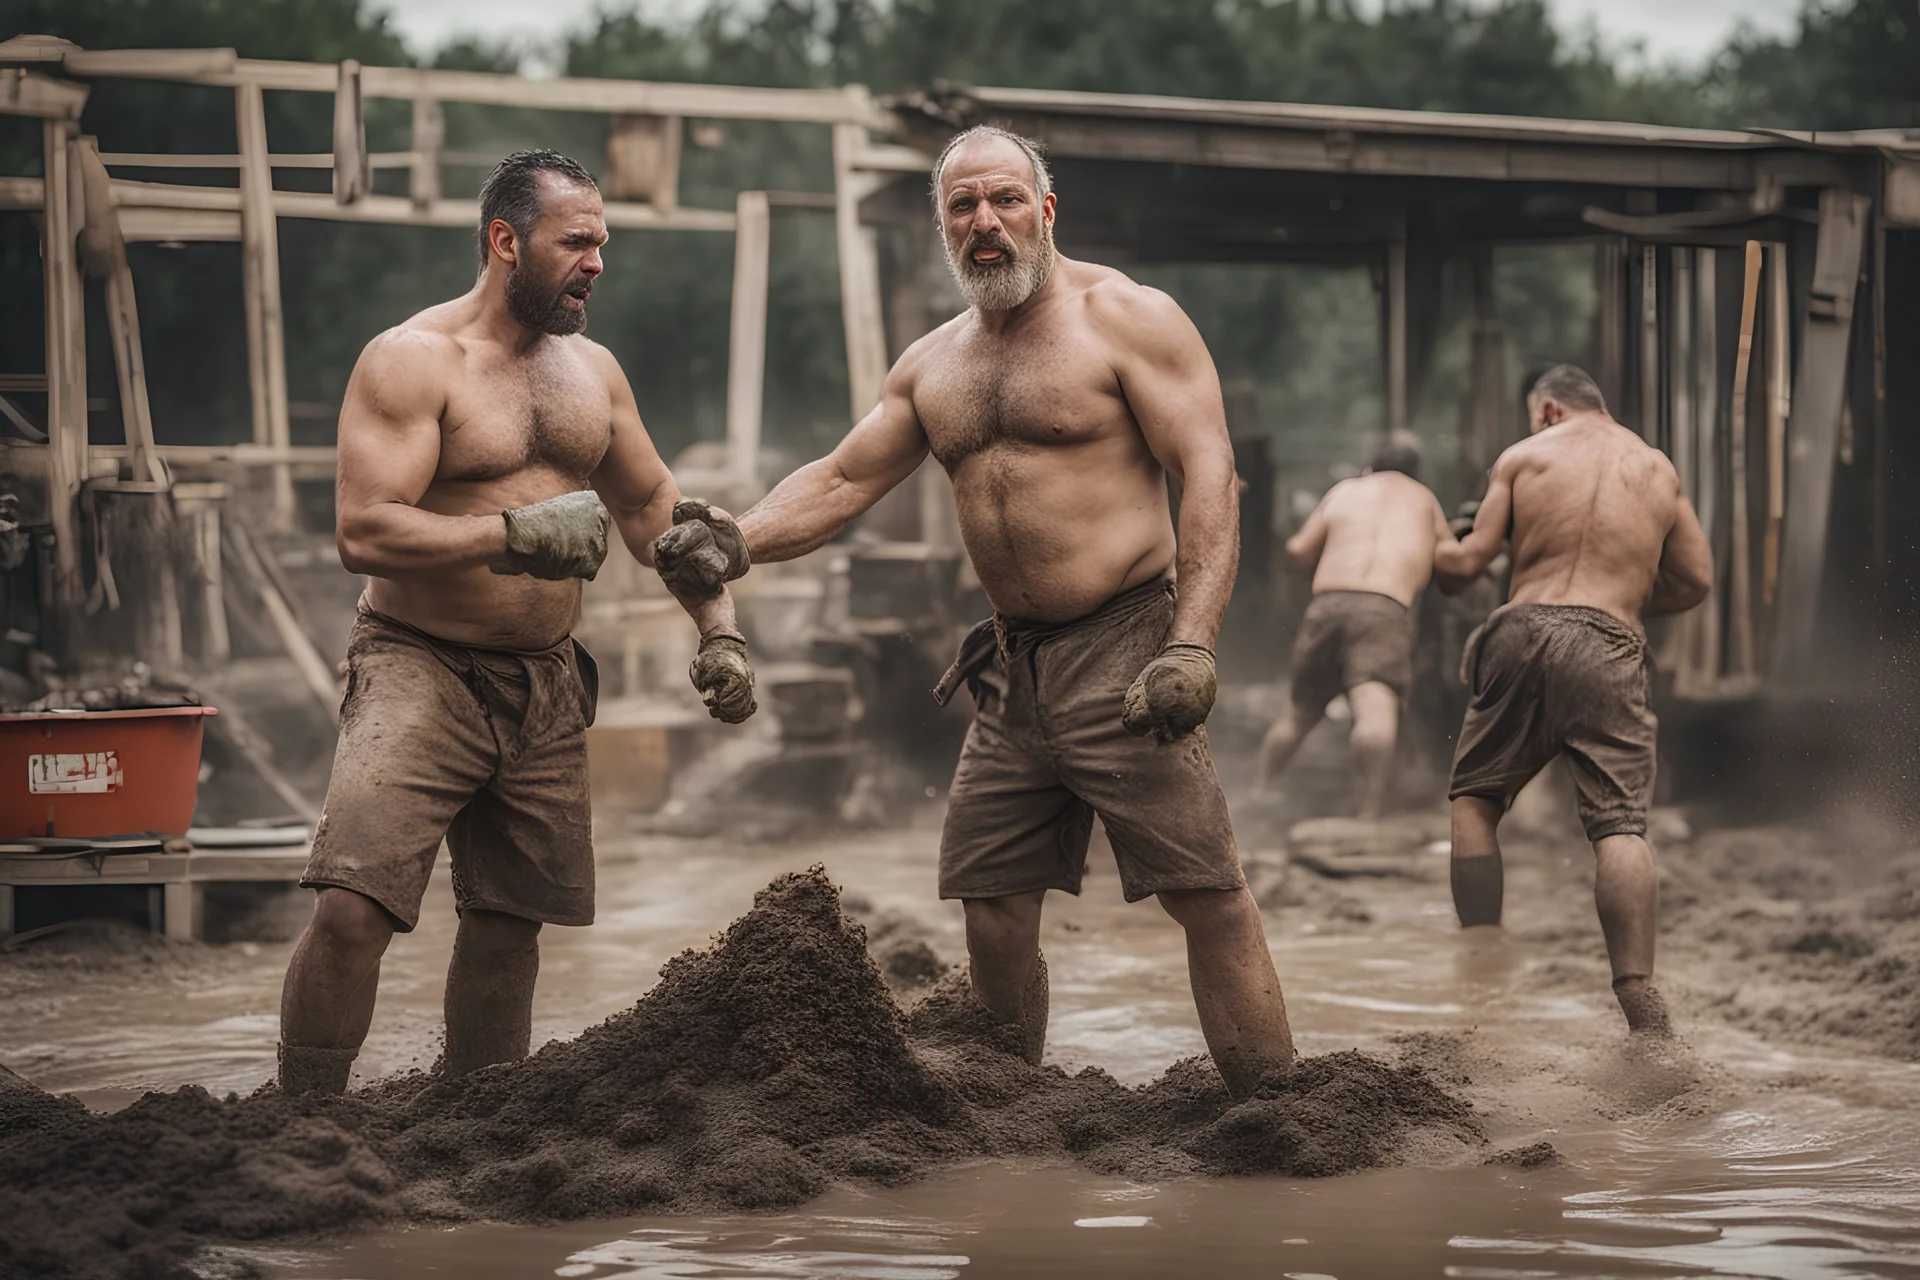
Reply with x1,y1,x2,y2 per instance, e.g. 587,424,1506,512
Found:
936,577,1243,904
1288,589,1415,708
1447,602,1655,841
302,606,599,931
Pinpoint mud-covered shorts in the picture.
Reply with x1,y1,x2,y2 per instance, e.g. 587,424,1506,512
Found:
302,607,599,931
933,578,1244,904
1288,589,1415,708
1447,603,1655,841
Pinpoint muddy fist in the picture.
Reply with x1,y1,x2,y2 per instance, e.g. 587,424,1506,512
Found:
1122,643,1217,741
493,490,610,580
690,627,756,723
653,500,750,598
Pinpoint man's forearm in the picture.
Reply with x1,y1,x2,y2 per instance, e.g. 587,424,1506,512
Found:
337,504,506,576
1169,464,1239,648
678,585,739,635
738,459,875,564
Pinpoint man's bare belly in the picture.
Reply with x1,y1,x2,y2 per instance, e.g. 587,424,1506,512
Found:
948,448,1175,624
362,476,588,650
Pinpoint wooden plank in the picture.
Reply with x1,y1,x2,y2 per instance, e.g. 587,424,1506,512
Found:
1770,191,1871,679
1726,240,1761,679
331,59,369,206
63,48,235,78
1639,244,1659,440
1763,242,1790,608
235,83,295,528
1384,235,1408,435
118,206,241,242
409,98,442,209
605,114,681,209
41,120,84,603
833,124,891,422
725,190,770,484
162,880,202,940
92,443,337,464
0,68,89,120
99,151,417,169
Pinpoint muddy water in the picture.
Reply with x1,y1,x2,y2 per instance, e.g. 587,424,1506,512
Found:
6,813,1920,1277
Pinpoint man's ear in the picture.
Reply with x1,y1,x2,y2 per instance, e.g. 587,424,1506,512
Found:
487,217,518,267
1041,191,1058,226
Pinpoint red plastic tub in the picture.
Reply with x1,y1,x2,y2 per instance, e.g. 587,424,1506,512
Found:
0,706,218,839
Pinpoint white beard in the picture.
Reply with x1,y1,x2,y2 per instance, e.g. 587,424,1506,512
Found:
946,220,1056,313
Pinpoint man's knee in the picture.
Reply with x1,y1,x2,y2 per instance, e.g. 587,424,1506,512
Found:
1348,683,1398,750
457,908,543,954
963,891,1044,952
308,887,396,957
1157,884,1256,931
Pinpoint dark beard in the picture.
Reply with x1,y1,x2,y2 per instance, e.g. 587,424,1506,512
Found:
505,263,589,336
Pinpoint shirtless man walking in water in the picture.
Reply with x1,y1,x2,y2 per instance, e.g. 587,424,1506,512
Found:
1435,364,1711,1035
277,150,756,1095
655,126,1293,1097
1259,432,1452,817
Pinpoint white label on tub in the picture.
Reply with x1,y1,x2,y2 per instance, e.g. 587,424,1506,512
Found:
28,751,122,794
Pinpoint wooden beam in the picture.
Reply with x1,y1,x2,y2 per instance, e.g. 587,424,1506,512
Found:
1638,244,1659,441
724,190,770,485
99,151,418,169
833,123,890,423
1762,241,1790,609
409,99,443,210
92,443,337,465
1771,191,1871,679
331,59,369,206
74,138,167,489
41,120,85,604
235,83,295,528
1384,235,1408,435
0,68,89,120
62,47,236,78
605,114,681,209
1726,240,1761,680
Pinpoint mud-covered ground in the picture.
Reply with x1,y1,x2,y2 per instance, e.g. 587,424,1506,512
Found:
3,753,1919,1278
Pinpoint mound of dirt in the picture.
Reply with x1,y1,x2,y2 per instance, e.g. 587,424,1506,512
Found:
0,868,1483,1279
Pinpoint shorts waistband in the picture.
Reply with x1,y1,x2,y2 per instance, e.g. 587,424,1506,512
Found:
1491,602,1646,654
355,601,574,661
995,574,1174,659
1310,588,1410,613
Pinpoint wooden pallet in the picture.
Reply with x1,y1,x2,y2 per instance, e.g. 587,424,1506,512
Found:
0,837,309,941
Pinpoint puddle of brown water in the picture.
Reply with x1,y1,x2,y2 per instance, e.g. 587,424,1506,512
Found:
7,817,1920,1278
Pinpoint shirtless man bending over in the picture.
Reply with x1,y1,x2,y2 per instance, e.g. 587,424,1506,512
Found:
1259,432,1452,818
1434,364,1711,1035
654,126,1293,1097
277,150,756,1095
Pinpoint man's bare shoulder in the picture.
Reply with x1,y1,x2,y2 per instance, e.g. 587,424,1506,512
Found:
886,311,972,386
358,310,465,372
1078,262,1193,335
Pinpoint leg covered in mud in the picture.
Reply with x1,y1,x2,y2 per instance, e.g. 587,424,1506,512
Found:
444,908,543,1076
962,891,1049,1064
1450,795,1505,928
1159,886,1295,1098
278,887,395,1094
1594,833,1669,1035
1347,680,1399,821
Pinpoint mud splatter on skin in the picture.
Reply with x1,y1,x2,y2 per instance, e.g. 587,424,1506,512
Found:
0,868,1482,1279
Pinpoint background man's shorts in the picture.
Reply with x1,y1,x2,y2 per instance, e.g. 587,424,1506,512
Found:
939,579,1245,904
1288,589,1414,710
1447,602,1655,841
302,608,599,931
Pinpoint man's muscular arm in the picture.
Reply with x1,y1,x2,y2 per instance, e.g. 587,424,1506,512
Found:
335,330,508,575
1434,454,1514,593
1285,488,1335,569
1648,477,1713,616
587,346,736,634
737,348,930,563
1109,285,1238,648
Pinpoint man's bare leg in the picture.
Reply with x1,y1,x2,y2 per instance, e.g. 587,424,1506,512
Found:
1158,886,1295,1098
278,887,394,1094
1258,699,1324,794
1593,833,1670,1035
444,908,543,1076
1450,795,1505,928
962,890,1049,1064
1347,681,1399,820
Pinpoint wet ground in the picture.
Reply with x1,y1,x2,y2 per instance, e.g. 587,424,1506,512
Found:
5,787,1920,1277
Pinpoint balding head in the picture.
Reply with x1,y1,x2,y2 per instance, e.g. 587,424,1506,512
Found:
930,125,1058,313
1525,363,1608,434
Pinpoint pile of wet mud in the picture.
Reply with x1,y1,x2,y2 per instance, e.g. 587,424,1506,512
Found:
0,868,1482,1279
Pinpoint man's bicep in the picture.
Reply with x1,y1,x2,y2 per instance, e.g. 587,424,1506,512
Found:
336,337,445,510
591,354,674,515
831,369,930,494
1111,290,1229,478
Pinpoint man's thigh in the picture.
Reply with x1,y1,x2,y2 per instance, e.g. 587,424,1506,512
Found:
451,727,596,927
1448,616,1556,810
940,713,1093,902
301,628,498,932
1058,722,1244,904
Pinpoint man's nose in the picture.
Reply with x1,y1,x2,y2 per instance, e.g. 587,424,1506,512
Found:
580,249,604,277
970,203,1003,235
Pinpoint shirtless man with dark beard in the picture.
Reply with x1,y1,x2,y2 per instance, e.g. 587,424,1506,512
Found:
1435,364,1711,1036
654,127,1293,1098
276,150,755,1095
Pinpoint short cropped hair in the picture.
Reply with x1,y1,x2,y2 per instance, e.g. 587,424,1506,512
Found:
1525,363,1607,414
930,125,1052,212
477,148,598,267
1367,430,1421,479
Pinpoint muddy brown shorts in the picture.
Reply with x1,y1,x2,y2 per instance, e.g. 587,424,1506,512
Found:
1288,589,1414,709
1447,603,1655,841
935,578,1244,904
302,607,599,931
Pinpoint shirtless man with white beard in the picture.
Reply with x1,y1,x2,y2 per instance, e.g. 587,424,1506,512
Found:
653,127,1294,1097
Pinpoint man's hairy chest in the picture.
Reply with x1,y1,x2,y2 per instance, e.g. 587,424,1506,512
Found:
914,325,1127,468
436,350,611,484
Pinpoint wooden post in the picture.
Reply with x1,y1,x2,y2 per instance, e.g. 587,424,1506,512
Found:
40,119,84,604
1692,247,1721,686
1763,242,1790,609
235,83,294,529
1594,239,1625,412
1726,241,1762,680
1771,191,1872,680
604,114,681,210
332,59,369,206
408,97,443,210
173,482,231,662
832,122,889,423
1385,236,1408,436
76,137,166,487
1671,248,1694,496
1639,243,1659,442
724,189,770,486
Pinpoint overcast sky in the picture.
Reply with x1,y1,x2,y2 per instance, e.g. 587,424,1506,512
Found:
377,0,1804,71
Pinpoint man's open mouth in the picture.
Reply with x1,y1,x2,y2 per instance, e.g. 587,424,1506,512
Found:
564,285,592,303
970,246,1005,264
